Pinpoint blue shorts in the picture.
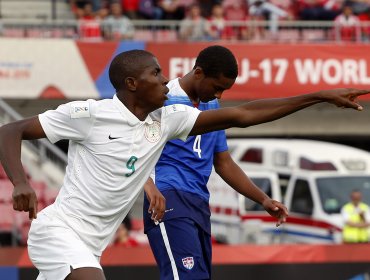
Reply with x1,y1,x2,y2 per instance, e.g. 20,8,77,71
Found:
146,217,212,280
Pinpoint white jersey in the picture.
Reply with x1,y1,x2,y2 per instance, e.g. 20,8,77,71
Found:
38,95,200,256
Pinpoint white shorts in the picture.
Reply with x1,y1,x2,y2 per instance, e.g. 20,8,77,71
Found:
27,208,102,280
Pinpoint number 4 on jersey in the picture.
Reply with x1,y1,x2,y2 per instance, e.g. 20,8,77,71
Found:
193,135,202,158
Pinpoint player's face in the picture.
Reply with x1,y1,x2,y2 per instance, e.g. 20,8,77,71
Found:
136,56,169,110
196,74,235,103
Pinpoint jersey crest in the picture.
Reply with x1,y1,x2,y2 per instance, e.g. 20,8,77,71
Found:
145,121,161,143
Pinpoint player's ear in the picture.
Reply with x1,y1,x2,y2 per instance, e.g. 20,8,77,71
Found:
125,77,137,91
194,66,205,80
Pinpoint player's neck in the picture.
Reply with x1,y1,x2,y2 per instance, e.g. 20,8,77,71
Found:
179,76,200,107
117,92,150,121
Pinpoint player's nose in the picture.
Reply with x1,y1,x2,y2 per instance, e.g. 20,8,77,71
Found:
161,74,169,85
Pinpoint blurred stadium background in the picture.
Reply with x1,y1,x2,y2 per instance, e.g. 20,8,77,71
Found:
1,0,370,279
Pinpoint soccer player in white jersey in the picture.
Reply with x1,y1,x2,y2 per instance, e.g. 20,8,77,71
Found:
0,49,368,280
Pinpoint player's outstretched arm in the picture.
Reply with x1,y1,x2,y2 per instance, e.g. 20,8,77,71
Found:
0,116,46,219
189,88,370,136
214,151,288,227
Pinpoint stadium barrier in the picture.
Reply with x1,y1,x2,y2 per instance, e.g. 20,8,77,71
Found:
2,18,370,43
1,244,370,279
0,98,67,173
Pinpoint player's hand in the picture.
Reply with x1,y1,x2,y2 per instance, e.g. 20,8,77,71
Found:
12,183,38,220
262,199,288,227
320,88,370,111
144,182,166,222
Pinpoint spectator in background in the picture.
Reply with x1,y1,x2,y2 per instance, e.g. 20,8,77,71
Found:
179,3,211,41
70,0,109,18
77,1,103,41
334,4,360,41
223,0,250,40
298,0,342,21
341,190,370,243
248,0,290,39
198,0,219,18
122,0,140,19
102,2,135,40
358,7,370,41
112,216,140,247
70,0,90,18
208,4,235,40
344,0,370,15
138,0,163,19
157,0,185,19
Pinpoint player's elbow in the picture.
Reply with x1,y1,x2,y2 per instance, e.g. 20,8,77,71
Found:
0,122,23,143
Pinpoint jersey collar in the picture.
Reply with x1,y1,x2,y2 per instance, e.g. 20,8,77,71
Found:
113,95,153,125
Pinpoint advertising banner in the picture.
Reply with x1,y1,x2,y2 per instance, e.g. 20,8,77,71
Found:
147,43,370,100
0,39,144,99
1,39,370,100
0,38,100,99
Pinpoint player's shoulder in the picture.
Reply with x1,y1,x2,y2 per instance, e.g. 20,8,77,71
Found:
164,104,189,113
150,104,194,121
63,99,98,119
166,78,188,98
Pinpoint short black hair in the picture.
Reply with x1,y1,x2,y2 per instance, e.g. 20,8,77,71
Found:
194,45,238,79
109,49,154,91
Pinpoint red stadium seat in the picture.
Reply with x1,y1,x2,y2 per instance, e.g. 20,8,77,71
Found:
0,202,15,232
26,28,48,38
302,29,326,42
277,29,300,42
155,30,178,42
44,187,60,206
131,219,144,231
133,30,155,41
30,180,47,205
2,28,25,38
0,180,13,203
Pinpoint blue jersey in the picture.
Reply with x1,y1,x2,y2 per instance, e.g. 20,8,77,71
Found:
144,78,228,234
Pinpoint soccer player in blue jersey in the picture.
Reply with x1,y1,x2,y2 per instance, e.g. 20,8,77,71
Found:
142,45,287,279
141,45,356,280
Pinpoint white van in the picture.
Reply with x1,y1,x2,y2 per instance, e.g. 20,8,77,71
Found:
208,139,370,244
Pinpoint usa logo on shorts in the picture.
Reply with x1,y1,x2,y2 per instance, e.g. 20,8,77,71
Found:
182,257,194,270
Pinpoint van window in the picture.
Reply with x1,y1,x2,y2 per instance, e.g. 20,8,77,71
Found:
240,148,263,164
316,176,370,214
291,179,313,215
244,178,272,211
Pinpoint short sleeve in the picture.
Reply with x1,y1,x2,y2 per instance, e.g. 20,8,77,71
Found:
38,100,96,144
214,129,228,154
162,104,200,141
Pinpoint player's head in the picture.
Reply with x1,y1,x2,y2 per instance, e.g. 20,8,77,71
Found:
109,49,169,110
192,45,238,102
109,49,154,91
195,45,238,80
